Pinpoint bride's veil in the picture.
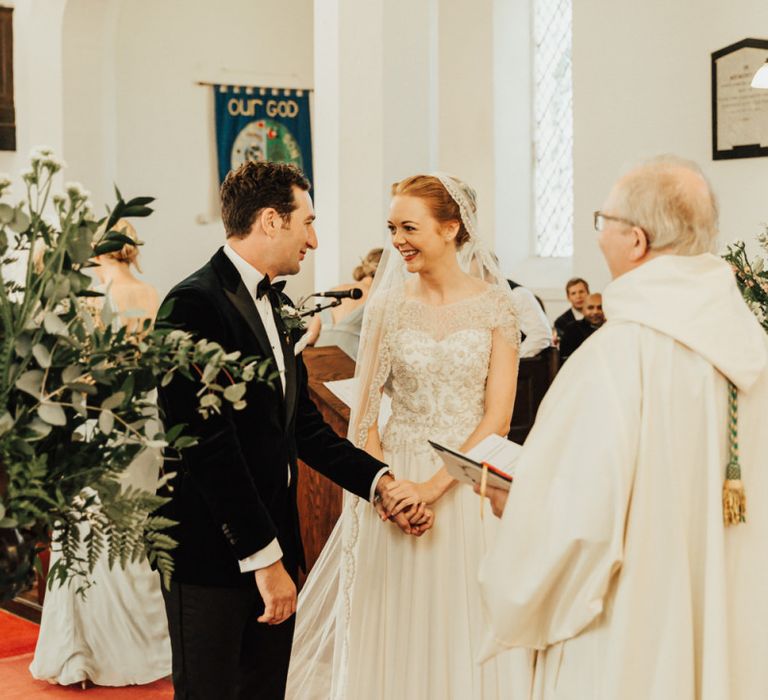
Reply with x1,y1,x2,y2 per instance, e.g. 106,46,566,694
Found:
286,173,515,700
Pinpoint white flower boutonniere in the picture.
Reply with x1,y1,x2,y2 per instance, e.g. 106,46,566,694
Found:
278,303,307,333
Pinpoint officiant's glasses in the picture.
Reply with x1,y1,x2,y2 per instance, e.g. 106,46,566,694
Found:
593,211,640,232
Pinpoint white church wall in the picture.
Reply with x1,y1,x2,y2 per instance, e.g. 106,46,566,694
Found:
109,0,315,299
573,0,768,293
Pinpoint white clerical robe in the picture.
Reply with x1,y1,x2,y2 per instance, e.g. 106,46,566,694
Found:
479,254,768,700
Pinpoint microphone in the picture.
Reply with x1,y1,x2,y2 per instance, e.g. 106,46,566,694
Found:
313,288,363,300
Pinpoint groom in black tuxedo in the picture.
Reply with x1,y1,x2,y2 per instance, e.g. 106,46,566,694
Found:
156,161,426,700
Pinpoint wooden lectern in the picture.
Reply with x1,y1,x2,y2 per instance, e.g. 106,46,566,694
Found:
297,346,355,586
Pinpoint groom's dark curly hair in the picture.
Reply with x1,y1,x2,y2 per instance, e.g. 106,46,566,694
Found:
220,161,311,239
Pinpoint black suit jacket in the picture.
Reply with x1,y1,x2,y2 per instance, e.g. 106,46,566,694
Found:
554,308,578,339
559,318,598,361
156,248,386,587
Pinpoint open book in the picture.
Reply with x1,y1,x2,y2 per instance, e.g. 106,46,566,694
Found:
429,433,522,492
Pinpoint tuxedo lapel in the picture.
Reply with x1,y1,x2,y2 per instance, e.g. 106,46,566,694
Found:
213,249,286,406
274,311,298,424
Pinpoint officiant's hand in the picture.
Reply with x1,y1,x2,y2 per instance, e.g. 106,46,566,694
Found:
255,560,297,625
474,483,508,518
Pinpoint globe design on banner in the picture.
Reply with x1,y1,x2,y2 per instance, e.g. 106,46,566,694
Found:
230,119,304,172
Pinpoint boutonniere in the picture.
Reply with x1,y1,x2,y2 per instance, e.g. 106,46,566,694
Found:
278,303,307,333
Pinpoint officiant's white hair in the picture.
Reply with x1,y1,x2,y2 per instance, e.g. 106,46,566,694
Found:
609,155,719,256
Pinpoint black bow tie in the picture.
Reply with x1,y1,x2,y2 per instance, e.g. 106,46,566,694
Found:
256,275,286,302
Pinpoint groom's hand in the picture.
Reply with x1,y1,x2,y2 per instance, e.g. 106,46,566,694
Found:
255,559,297,625
374,473,416,535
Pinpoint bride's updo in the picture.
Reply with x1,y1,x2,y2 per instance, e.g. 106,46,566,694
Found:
391,175,475,249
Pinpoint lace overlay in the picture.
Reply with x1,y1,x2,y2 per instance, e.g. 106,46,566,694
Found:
377,285,519,453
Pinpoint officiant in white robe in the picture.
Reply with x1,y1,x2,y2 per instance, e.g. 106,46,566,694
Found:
479,156,768,699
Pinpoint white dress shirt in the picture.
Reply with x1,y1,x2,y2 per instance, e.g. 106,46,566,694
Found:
509,286,553,358
222,245,388,573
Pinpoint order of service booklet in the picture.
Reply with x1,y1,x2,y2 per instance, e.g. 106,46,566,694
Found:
429,433,522,492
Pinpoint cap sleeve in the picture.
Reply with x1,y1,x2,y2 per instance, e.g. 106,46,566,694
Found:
490,286,521,349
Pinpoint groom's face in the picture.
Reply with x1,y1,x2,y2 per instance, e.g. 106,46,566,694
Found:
271,187,317,276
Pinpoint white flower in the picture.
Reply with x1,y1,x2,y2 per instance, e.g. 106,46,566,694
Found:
21,168,37,185
280,304,300,318
65,181,90,200
40,155,66,172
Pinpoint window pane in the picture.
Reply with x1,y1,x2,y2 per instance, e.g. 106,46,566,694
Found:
533,0,573,257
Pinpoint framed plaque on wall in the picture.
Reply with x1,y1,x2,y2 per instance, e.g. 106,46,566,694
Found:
711,38,768,160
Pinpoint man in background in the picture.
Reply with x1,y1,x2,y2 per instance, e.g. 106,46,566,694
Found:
559,292,605,361
554,277,590,340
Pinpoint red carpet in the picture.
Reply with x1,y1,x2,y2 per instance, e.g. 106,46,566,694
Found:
0,654,173,699
0,609,40,657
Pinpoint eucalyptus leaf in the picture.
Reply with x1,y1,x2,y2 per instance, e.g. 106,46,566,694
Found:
44,311,69,336
15,369,44,397
99,410,115,435
174,436,198,450
43,275,71,303
70,390,87,417
9,207,31,233
67,226,94,264
32,343,52,368
164,423,185,444
14,333,32,358
101,391,126,411
62,364,84,384
100,300,115,328
156,299,175,321
223,382,247,402
0,202,14,223
38,402,67,426
29,417,53,439
0,411,14,436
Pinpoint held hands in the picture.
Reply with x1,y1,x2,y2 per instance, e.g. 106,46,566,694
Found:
255,559,297,625
374,475,435,537
473,483,508,518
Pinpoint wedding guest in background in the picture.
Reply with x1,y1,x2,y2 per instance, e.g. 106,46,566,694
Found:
559,292,605,361
507,279,553,358
307,247,383,358
554,277,590,340
30,220,171,688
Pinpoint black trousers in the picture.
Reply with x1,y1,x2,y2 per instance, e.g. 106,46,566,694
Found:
162,578,297,700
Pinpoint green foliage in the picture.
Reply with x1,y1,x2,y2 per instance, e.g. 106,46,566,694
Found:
722,227,768,334
0,149,272,597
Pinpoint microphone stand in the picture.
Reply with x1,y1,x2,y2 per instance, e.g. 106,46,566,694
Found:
298,298,343,318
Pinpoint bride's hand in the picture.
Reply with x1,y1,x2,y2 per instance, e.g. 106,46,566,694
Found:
385,479,438,517
403,502,435,536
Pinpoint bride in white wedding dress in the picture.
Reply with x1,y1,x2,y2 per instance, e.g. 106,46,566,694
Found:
287,174,532,699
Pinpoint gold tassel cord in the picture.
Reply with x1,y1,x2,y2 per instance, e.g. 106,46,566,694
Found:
723,381,746,526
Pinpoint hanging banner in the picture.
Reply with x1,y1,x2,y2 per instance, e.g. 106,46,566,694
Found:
214,85,313,187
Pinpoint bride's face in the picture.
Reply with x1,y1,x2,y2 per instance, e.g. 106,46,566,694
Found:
387,195,458,273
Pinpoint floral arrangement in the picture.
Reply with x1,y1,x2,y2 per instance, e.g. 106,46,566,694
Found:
723,227,768,333
0,149,271,599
